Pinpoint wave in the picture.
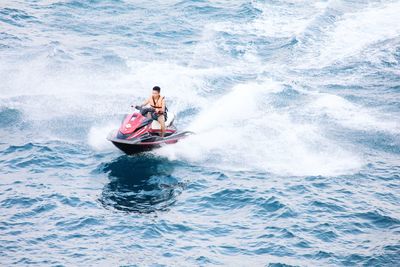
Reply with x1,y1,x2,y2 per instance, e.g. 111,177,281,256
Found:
157,79,363,176
294,1,400,68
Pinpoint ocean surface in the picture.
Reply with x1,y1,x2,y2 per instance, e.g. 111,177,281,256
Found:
1,0,400,266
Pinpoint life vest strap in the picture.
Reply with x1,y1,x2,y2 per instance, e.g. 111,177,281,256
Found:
151,96,164,109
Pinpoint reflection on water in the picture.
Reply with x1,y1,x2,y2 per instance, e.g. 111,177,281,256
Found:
99,155,184,213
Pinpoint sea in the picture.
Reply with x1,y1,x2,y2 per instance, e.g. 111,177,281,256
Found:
0,0,399,266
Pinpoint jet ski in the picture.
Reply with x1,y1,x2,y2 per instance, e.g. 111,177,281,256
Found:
107,106,193,154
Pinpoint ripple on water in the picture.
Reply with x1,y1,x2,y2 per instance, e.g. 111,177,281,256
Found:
0,8,39,27
55,217,102,232
0,142,94,173
1,196,40,208
355,210,400,229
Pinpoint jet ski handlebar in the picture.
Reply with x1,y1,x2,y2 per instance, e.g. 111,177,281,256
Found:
130,105,143,110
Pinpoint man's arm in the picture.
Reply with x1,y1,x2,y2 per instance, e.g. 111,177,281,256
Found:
141,98,149,107
160,97,166,113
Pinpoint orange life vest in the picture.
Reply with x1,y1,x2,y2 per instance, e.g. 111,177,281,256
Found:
150,95,164,109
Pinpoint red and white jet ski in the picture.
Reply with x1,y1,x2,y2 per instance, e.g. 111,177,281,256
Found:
107,106,193,154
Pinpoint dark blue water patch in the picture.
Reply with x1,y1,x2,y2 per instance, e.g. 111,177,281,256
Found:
311,250,335,260
195,255,220,265
13,257,61,266
10,202,57,221
0,32,24,49
302,63,361,80
199,188,255,210
259,227,296,240
98,155,185,213
322,84,370,103
154,220,193,234
177,1,224,16
355,211,400,229
153,29,195,40
362,69,400,88
294,240,312,249
0,43,11,49
55,216,103,231
97,53,128,71
1,196,40,209
175,106,201,127
268,263,298,267
309,200,346,213
286,184,310,194
50,1,92,10
374,191,399,207
256,37,298,57
361,38,400,67
349,130,400,155
258,196,286,213
48,193,97,208
314,229,339,243
2,142,44,155
252,244,295,257
46,0,140,26
0,32,22,41
236,2,262,20
0,8,39,27
79,46,103,57
204,170,229,180
339,253,366,266
296,2,355,49
0,107,22,128
0,141,94,173
213,29,297,61
361,247,400,267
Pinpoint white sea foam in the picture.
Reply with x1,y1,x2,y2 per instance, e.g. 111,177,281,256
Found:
308,94,400,134
211,1,327,38
297,1,400,68
87,123,117,151
158,80,363,176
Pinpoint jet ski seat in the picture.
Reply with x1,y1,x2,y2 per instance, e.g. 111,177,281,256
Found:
151,112,175,129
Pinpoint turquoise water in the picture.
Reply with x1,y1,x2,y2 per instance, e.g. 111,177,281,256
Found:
1,0,400,266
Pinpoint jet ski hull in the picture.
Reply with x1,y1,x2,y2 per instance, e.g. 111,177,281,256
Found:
107,130,193,155
110,141,159,154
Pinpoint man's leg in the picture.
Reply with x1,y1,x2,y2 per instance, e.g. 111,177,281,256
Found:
158,115,166,137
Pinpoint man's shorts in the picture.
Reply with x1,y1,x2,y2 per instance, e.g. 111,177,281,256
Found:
151,111,167,121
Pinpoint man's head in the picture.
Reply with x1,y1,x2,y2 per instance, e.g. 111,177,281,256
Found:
152,86,161,97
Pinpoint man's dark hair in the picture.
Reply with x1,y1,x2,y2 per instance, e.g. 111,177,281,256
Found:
153,86,161,92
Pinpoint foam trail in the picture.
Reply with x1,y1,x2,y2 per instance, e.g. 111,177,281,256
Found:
158,80,363,176
308,94,400,134
297,1,400,68
88,123,118,151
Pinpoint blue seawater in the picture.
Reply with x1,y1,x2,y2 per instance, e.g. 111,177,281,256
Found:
1,0,400,266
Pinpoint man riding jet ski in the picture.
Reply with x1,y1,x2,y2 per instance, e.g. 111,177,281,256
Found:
138,86,167,137
107,86,193,154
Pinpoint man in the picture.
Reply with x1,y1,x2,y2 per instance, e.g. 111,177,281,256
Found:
139,86,166,137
